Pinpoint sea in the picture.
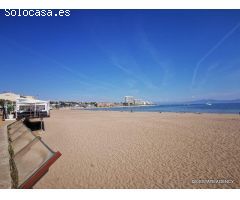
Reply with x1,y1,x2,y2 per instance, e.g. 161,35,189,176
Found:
87,103,240,114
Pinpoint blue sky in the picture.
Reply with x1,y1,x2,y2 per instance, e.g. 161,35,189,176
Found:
0,10,240,102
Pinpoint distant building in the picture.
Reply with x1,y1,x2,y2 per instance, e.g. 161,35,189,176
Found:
97,102,115,107
124,96,134,105
145,101,152,105
123,96,152,106
134,99,146,105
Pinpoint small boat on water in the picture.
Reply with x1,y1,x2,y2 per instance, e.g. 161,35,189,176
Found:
206,102,212,106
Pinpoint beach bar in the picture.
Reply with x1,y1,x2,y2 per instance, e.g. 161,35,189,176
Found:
16,98,50,119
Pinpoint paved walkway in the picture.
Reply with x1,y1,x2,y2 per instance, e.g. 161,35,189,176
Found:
0,122,12,188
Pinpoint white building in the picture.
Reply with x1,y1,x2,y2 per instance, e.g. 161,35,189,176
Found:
0,92,21,102
134,99,146,105
0,92,49,119
16,98,50,119
123,96,152,106
124,96,134,104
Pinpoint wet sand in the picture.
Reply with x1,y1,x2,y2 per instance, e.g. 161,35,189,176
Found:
35,110,240,188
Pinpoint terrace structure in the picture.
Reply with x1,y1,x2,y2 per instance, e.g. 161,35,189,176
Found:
0,119,61,188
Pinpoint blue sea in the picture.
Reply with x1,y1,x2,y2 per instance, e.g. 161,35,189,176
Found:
88,103,240,114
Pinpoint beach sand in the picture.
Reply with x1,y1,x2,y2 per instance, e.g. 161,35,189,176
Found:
0,120,4,127
35,110,240,188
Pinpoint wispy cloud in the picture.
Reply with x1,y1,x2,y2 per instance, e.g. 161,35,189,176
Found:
95,39,159,91
0,34,119,92
111,58,133,75
197,63,219,88
110,55,159,90
191,22,240,88
138,27,171,88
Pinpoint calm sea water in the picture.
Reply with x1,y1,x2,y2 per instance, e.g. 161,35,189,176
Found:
88,103,240,114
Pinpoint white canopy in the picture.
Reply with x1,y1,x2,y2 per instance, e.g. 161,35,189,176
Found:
16,98,48,105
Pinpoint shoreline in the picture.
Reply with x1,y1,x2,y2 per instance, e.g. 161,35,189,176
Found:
83,104,156,109
57,102,240,115
71,108,240,115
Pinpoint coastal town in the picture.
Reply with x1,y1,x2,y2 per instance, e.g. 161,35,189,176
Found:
50,96,152,109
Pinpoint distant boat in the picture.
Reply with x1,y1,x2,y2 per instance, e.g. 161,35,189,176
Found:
206,102,212,106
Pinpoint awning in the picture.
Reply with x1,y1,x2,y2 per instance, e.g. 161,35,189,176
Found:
16,98,49,105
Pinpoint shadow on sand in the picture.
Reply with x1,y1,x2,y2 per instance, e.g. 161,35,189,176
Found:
23,119,45,131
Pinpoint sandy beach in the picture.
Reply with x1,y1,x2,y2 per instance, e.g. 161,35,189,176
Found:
35,110,240,188
0,120,4,127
